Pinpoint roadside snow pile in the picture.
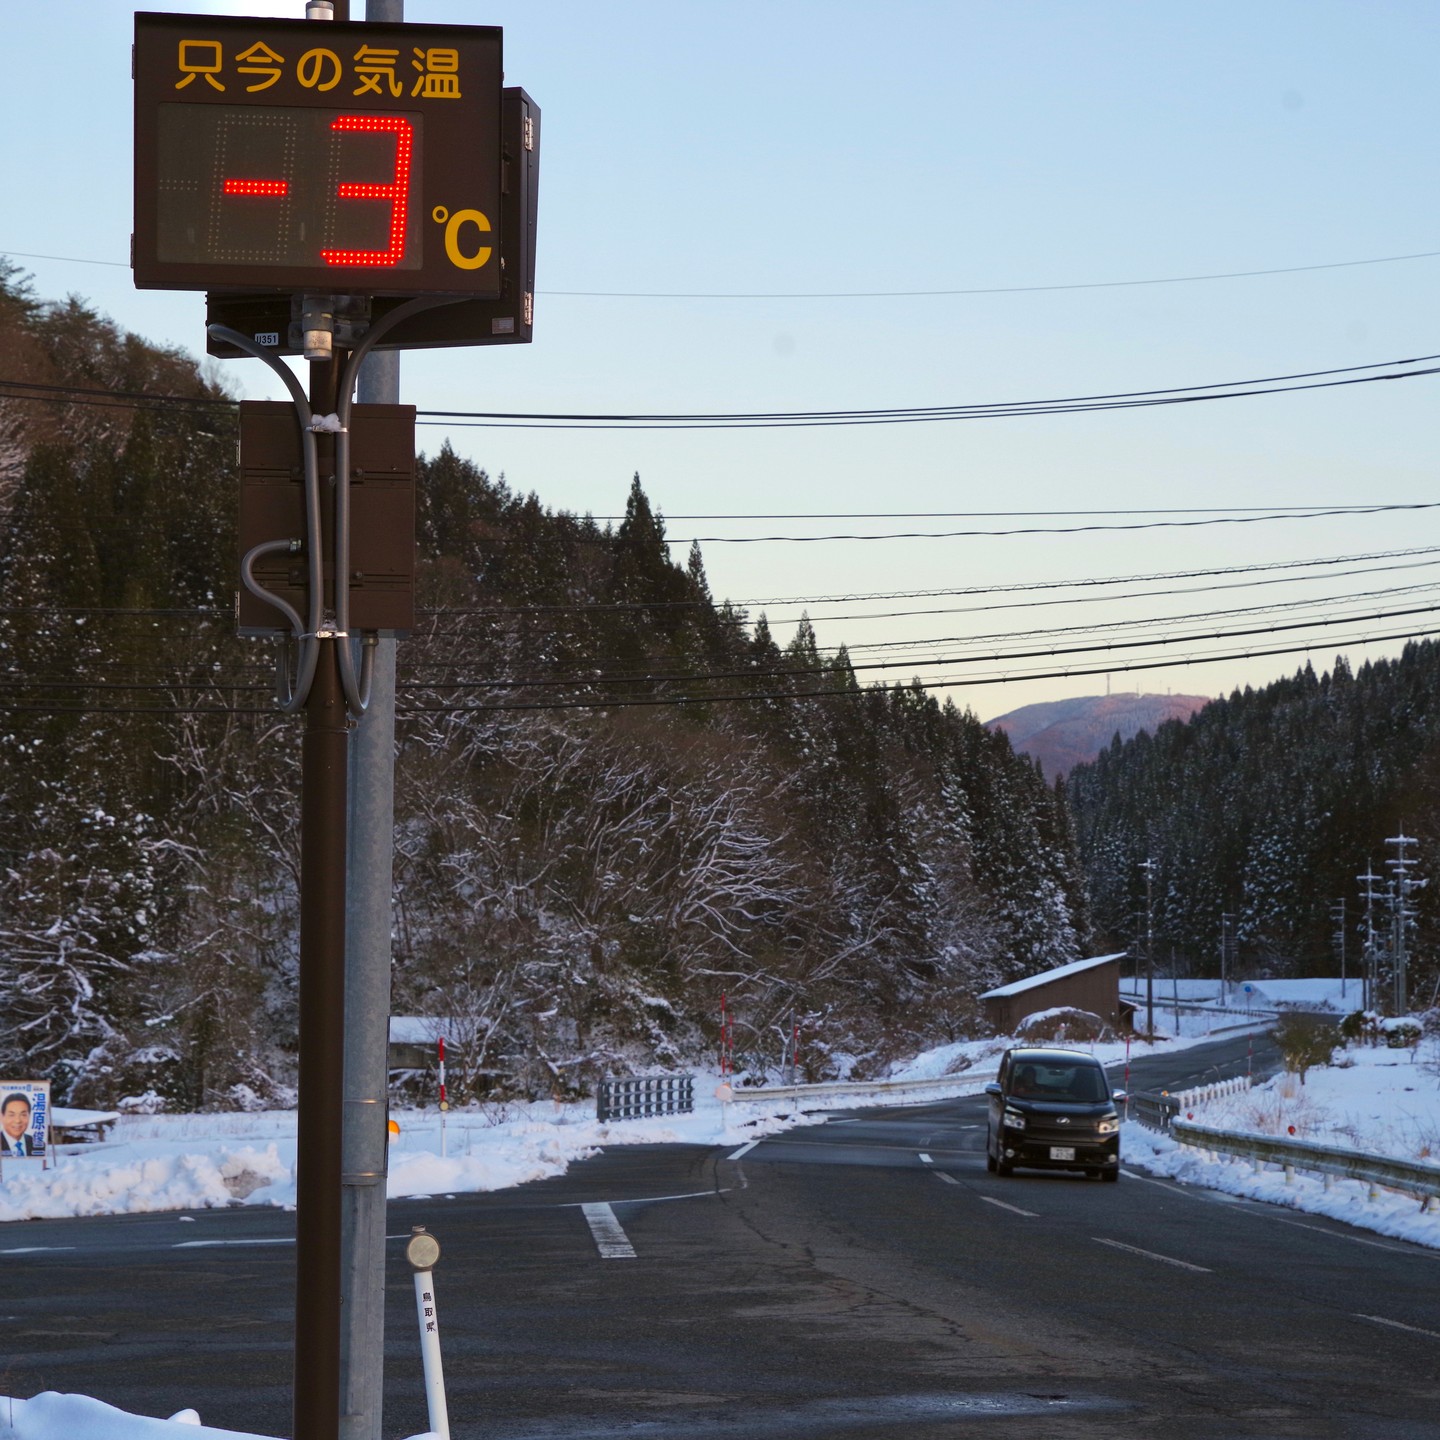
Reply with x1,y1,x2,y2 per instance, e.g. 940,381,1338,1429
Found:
0,1391,439,1440
0,1081,826,1223
1123,1029,1440,1248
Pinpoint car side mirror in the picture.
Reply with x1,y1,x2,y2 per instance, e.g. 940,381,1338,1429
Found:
984,1082,1002,1098
1111,1089,1127,1104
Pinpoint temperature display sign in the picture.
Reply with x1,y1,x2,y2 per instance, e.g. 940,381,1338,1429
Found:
134,12,502,296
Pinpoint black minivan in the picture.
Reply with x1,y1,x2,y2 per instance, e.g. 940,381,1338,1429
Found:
984,1046,1124,1181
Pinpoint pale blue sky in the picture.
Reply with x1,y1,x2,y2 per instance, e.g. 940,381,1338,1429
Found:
5,1,1438,720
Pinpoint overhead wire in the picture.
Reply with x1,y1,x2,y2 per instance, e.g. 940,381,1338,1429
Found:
6,625,1437,718
3,351,1438,433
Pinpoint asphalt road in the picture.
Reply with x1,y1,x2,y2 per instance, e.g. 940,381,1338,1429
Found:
5,1033,1440,1440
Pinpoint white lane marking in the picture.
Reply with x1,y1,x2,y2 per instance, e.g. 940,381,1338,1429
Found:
918,1153,933,1164
1093,1237,1211,1273
560,1188,728,1207
581,1202,637,1259
1246,1212,1438,1256
0,1246,76,1255
935,1172,961,1186
979,1196,1038,1218
174,1238,296,1249
1355,1313,1440,1341
1126,1166,1440,1257
728,1140,759,1161
758,1138,973,1156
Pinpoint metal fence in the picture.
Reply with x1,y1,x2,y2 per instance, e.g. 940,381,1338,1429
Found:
596,1074,695,1122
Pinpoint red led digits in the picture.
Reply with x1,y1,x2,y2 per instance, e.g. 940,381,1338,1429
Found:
223,180,290,196
321,115,414,268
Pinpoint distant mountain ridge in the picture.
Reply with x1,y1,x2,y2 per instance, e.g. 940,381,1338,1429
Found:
985,693,1211,780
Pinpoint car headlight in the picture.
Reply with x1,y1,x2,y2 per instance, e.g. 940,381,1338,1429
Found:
1002,1108,1026,1130
1095,1113,1120,1136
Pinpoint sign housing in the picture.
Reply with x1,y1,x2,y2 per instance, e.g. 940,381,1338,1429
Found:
133,12,503,298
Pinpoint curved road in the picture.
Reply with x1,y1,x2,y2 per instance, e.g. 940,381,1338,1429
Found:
4,1033,1439,1439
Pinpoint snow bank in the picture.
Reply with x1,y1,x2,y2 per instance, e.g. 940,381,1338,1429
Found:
0,1392,439,1440
0,1082,828,1223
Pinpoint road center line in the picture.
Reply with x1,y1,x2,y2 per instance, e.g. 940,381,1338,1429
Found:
934,1172,961,1186
728,1140,759,1161
1355,1313,1440,1341
174,1238,296,1249
0,1246,76,1255
1093,1237,1211,1272
979,1195,1038,1218
581,1202,637,1259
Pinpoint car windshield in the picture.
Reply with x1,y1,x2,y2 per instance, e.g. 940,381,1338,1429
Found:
1009,1062,1106,1102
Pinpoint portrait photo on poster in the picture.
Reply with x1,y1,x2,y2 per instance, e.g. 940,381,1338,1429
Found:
0,1081,49,1159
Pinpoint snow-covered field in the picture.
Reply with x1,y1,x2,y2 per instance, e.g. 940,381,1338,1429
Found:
3,1019,1438,1439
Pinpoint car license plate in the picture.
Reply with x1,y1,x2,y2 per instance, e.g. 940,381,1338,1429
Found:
1049,1146,1076,1161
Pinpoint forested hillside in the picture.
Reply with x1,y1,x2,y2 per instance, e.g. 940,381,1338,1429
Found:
987,692,1210,780
0,268,1087,1107
1067,649,1440,1004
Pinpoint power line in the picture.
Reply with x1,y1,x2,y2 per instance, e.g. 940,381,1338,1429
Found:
5,626,1435,718
12,592,1434,696
650,503,1440,546
394,626,1440,714
9,244,1440,295
385,602,1440,693
8,547,1434,626
541,250,1440,299
392,579,1440,675
3,353,1438,434
416,363,1440,431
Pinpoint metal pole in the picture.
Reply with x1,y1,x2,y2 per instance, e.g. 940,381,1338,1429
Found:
339,344,400,1440
295,346,349,1440
338,0,402,1417
1141,859,1155,1038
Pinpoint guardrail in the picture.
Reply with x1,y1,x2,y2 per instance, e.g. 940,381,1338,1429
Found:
596,1075,695,1122
1120,995,1281,1022
1127,1076,1251,1132
1127,1089,1181,1131
721,1070,998,1106
1171,1119,1440,1213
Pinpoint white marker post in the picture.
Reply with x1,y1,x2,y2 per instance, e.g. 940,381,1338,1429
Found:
438,1036,448,1158
405,1226,451,1440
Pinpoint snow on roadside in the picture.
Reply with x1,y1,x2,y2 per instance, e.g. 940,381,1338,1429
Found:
1123,1032,1440,1249
0,1391,435,1440
0,1078,885,1224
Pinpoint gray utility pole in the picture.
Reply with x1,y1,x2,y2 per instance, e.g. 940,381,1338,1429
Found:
1331,897,1347,1002
1140,858,1156,1037
340,6,404,1438
1220,911,1235,1002
1385,832,1423,1015
1358,863,1381,1013
340,343,400,1440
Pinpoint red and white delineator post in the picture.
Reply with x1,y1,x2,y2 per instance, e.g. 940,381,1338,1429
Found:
438,1036,448,1158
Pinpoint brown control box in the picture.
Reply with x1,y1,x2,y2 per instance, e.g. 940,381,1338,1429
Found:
236,401,416,636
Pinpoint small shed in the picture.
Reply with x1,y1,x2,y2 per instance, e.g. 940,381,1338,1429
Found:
388,1016,460,1073
980,952,1127,1035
